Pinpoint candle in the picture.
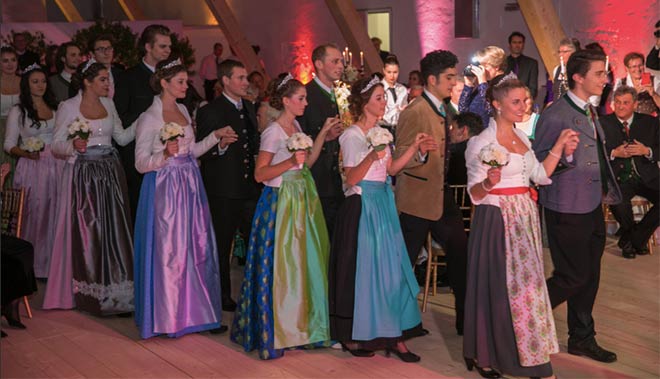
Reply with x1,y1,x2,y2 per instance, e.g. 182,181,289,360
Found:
360,51,364,67
349,52,353,66
342,51,347,64
605,55,609,72
560,55,566,76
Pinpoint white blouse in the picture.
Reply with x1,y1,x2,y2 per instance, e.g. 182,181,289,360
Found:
1,93,20,118
340,125,390,196
51,93,135,159
259,121,303,188
4,105,56,153
465,119,551,207
135,96,219,173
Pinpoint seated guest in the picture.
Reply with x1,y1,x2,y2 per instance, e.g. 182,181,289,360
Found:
49,42,81,104
613,52,660,115
601,86,659,258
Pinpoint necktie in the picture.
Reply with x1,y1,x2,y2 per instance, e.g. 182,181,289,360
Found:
236,100,243,112
622,121,630,139
622,121,640,178
584,105,597,138
513,57,520,75
388,87,398,103
438,103,446,117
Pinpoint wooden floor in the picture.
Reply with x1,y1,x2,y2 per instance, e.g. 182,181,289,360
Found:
2,237,658,379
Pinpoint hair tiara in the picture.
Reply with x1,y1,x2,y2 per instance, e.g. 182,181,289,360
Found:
161,58,182,71
277,73,294,90
81,58,96,74
360,75,381,94
22,63,41,74
494,71,518,87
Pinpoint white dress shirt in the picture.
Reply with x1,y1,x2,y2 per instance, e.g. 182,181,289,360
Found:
381,80,408,126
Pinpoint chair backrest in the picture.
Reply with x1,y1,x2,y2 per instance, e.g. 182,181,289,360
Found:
1,188,25,238
449,184,473,232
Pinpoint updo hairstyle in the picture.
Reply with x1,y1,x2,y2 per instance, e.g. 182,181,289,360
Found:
70,61,108,93
348,75,383,120
486,77,527,107
151,56,187,93
267,73,303,111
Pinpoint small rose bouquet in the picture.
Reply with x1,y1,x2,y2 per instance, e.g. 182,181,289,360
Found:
334,81,353,128
160,122,185,144
21,136,45,153
479,143,509,168
67,117,91,140
286,132,313,152
366,126,393,152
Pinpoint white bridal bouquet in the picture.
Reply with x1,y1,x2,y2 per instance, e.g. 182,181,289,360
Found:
67,118,91,140
366,126,393,152
479,143,510,167
160,122,185,144
286,132,313,152
334,81,353,128
21,136,45,153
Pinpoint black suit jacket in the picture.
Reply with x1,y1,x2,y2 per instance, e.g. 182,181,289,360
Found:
196,95,260,199
601,112,660,191
69,65,125,99
297,80,342,198
505,54,539,99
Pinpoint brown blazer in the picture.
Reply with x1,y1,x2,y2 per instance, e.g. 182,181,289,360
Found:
394,92,447,221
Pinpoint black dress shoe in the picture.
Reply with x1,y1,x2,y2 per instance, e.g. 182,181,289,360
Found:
1,330,6,338
567,340,617,363
620,240,636,259
385,347,420,363
464,357,501,378
636,246,650,255
209,325,228,334
420,328,430,336
340,342,375,357
222,298,237,312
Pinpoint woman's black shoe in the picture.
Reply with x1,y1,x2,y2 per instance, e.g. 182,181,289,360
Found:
2,300,26,329
1,330,7,338
385,347,420,363
464,357,501,378
340,343,374,357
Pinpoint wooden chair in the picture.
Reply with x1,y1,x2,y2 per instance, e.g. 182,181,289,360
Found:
1,188,33,318
603,196,656,255
421,184,473,312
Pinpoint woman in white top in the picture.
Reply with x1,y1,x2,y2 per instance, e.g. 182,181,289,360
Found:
1,47,21,186
133,58,235,339
515,86,540,141
329,76,433,362
231,73,339,360
380,55,408,132
463,78,577,379
44,61,135,316
4,64,63,278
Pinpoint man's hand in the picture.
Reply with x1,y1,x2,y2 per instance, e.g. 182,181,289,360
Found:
218,126,239,149
625,140,650,157
612,143,631,158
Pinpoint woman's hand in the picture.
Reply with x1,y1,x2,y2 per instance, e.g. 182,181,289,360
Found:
555,128,579,156
471,65,487,84
290,150,307,166
73,138,88,153
164,139,179,159
368,148,387,162
322,117,343,141
24,151,40,160
216,126,239,148
484,166,502,188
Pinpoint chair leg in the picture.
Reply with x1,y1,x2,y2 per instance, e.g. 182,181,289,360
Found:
228,237,235,265
432,258,438,297
421,234,433,313
23,296,32,319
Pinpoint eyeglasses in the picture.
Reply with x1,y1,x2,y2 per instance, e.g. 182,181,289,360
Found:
627,64,644,70
558,50,573,54
94,46,114,53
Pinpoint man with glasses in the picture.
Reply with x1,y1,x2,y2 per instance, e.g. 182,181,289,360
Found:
87,35,125,99
613,52,660,115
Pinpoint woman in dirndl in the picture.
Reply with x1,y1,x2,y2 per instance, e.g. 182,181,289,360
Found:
230,72,341,360
44,61,135,315
463,77,577,379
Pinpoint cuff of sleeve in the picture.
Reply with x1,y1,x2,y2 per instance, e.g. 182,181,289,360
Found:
566,154,574,163
646,148,653,160
417,151,427,163
218,144,228,155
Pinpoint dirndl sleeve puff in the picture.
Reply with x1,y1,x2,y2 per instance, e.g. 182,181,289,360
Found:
339,126,367,168
259,123,282,153
4,105,22,153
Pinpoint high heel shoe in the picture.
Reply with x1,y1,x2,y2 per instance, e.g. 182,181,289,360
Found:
385,347,421,363
1,300,26,329
340,342,375,357
464,357,502,378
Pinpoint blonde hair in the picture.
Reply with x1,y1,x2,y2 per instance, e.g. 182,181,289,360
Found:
475,46,507,72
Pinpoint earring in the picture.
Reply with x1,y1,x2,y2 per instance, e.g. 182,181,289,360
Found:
497,108,502,115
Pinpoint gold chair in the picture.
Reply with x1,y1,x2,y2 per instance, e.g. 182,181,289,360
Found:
1,187,33,318
603,196,656,255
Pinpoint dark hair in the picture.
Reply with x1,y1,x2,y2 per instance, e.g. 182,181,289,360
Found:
655,20,660,28
248,70,263,82
452,112,484,137
486,78,527,106
623,52,645,67
409,70,423,85
1,46,17,58
151,57,187,93
508,31,525,44
420,50,458,85
55,42,80,73
214,42,223,50
268,73,304,111
566,49,605,89
612,85,638,102
348,75,384,119
18,67,58,128
252,45,260,54
218,59,244,81
70,61,108,94
88,34,114,54
137,24,171,57
311,43,339,69
383,55,399,67
584,42,605,54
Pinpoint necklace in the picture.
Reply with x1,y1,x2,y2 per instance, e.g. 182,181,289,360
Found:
512,140,517,145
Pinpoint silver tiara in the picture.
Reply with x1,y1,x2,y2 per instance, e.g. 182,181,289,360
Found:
22,63,41,74
360,75,381,94
81,58,96,74
494,71,518,87
277,73,294,90
161,58,182,71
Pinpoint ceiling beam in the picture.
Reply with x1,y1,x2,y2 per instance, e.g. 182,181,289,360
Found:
117,0,145,20
324,0,383,75
203,0,269,81
517,0,566,74
53,0,83,22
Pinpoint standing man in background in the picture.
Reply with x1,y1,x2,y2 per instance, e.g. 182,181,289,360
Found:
199,42,224,102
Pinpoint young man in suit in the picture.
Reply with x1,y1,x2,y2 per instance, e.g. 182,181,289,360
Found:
533,49,622,363
49,42,82,104
505,31,539,100
394,50,467,335
297,44,344,238
196,59,258,314
88,35,125,99
114,24,171,224
601,86,659,258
